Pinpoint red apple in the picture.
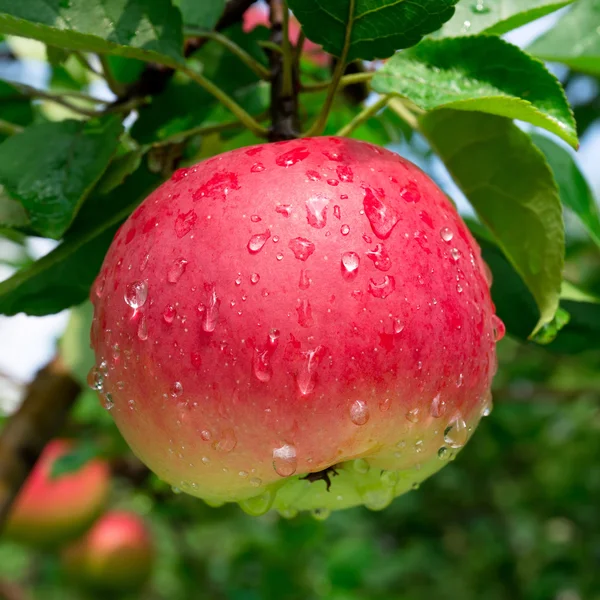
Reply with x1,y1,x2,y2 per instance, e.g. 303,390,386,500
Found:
243,3,330,67
62,510,154,592
4,439,109,546
90,137,503,516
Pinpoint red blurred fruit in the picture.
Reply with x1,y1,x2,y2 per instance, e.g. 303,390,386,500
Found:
62,510,154,592
243,3,329,67
90,136,502,516
4,440,109,546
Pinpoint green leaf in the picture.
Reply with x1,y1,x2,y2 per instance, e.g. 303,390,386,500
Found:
174,0,226,29
50,440,100,479
96,148,145,195
372,36,578,148
0,79,33,140
60,300,96,386
528,0,600,75
421,109,564,334
0,165,160,316
0,187,29,229
287,0,459,61
0,116,123,239
132,23,268,144
0,0,184,67
438,0,576,37
531,132,600,249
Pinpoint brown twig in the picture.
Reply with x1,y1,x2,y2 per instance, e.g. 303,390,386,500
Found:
0,357,81,530
268,0,300,141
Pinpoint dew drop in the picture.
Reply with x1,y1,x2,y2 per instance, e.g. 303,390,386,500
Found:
299,269,310,290
251,162,265,173
137,316,148,341
296,299,314,328
430,393,446,418
492,314,506,341
202,285,220,333
163,304,176,324
306,194,329,229
214,429,237,453
288,237,315,261
444,416,469,448
87,366,104,391
296,345,327,396
327,178,339,187
333,205,341,220
250,477,262,487
353,458,370,474
471,0,490,14
200,430,212,441
250,272,260,285
124,281,148,310
363,188,400,240
381,470,399,488
311,507,331,521
272,444,297,477
340,224,350,236
450,248,461,262
368,275,395,299
167,258,188,283
400,181,420,203
406,408,420,423
275,204,292,217
251,214,261,222
235,274,242,286
170,381,183,398
336,165,353,182
379,397,391,412
349,399,369,426
363,488,394,511
276,147,309,167
341,252,360,280
366,243,391,271
440,227,454,243
239,490,275,516
393,318,404,334
247,230,270,254
437,447,449,460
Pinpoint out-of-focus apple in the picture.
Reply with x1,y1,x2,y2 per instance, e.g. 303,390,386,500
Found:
4,439,109,546
62,510,154,592
90,137,503,516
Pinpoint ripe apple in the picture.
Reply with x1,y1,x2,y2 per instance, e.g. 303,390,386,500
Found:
243,3,329,68
90,136,503,516
4,439,109,546
62,510,154,592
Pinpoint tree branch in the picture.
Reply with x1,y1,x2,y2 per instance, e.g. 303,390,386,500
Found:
268,0,300,141
0,357,81,530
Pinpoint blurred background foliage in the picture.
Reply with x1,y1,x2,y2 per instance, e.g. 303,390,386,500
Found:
0,1,599,599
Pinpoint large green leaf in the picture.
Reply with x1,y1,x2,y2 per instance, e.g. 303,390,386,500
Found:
0,79,33,140
0,116,123,239
287,0,459,61
531,132,600,249
421,110,564,334
372,36,577,148
174,0,226,29
0,0,184,67
0,165,160,316
439,0,576,37
527,0,600,75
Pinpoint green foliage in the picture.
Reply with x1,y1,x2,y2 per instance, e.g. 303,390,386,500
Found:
372,36,577,147
528,0,600,75
439,0,576,37
288,0,459,61
420,110,564,334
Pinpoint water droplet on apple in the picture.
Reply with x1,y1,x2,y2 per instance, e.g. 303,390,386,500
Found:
239,490,275,516
276,147,309,167
163,304,176,323
363,188,400,239
333,205,341,219
440,227,453,242
353,458,370,474
341,252,360,279
250,272,260,285
251,214,261,222
167,258,188,283
349,399,369,425
450,247,461,262
299,269,310,290
368,275,395,299
444,416,468,448
275,204,292,217
296,345,326,396
288,237,315,261
214,429,237,453
406,408,420,423
380,470,399,488
340,224,350,236
170,381,183,398
296,299,314,328
306,194,328,229
251,162,265,173
366,243,391,271
124,281,148,310
492,314,506,341
248,230,270,254
202,285,220,332
272,444,297,477
430,393,446,418
437,447,449,460
137,316,148,340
